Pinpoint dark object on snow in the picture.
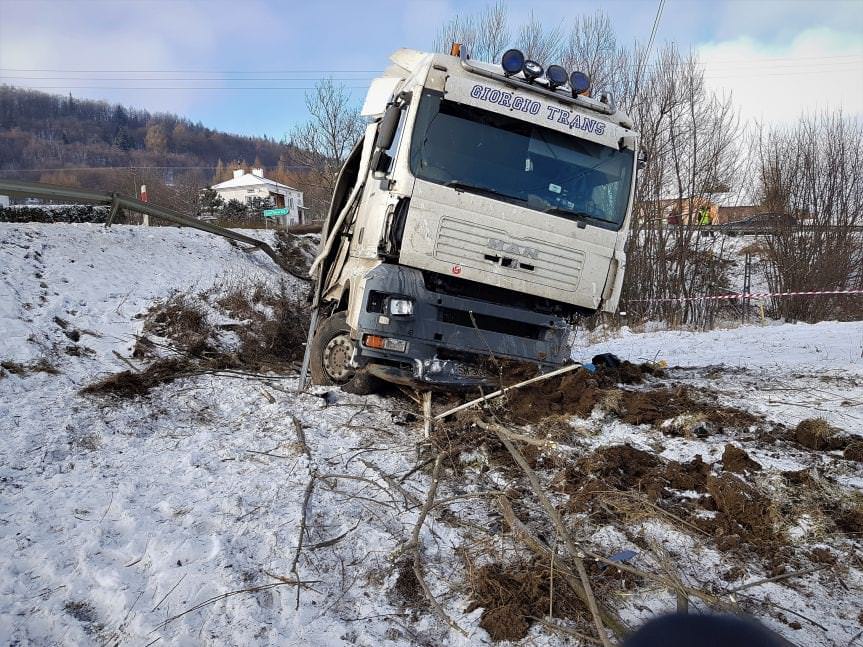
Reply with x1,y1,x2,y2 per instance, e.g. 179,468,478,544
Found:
592,353,622,369
601,549,638,572
318,390,340,406
609,549,637,563
623,613,784,647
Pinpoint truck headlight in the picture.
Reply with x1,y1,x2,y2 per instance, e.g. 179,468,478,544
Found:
388,298,414,316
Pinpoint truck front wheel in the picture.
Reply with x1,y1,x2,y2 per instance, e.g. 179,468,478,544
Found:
309,312,380,395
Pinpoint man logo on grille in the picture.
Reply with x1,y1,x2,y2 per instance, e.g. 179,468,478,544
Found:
451,265,462,275
488,238,540,260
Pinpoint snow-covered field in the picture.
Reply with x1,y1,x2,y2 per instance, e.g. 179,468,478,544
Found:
1,223,861,646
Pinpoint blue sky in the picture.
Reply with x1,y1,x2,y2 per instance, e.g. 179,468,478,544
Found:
1,0,861,139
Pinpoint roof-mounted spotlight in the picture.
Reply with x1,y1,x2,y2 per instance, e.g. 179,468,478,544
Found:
522,60,543,82
569,71,590,96
501,49,525,76
546,65,568,89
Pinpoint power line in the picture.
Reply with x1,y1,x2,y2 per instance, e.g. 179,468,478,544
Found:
0,67,380,74
0,85,369,91
0,76,377,82
1,54,860,74
644,0,666,62
2,58,860,82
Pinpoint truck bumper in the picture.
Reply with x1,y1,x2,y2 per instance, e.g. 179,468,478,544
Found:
353,264,572,389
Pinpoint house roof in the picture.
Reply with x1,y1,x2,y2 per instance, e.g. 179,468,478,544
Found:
211,172,299,193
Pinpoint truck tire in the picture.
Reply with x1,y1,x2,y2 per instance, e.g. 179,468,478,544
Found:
309,312,380,395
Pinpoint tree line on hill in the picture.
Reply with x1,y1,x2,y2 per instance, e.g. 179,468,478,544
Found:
0,85,327,218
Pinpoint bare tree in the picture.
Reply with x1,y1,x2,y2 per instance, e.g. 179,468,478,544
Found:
560,12,630,100
621,45,742,327
755,111,863,322
289,78,364,220
514,11,563,64
434,0,509,62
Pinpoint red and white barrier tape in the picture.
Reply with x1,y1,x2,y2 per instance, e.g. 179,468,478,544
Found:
627,289,863,304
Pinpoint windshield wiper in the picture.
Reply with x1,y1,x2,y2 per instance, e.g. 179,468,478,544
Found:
444,181,526,206
543,207,591,220
542,207,615,227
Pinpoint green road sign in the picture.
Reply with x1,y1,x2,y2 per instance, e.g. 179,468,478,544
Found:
263,207,290,218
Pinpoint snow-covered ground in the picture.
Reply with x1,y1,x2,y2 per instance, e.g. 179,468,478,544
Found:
1,223,861,646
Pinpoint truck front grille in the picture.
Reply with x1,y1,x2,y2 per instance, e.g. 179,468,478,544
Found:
437,307,544,340
434,217,585,292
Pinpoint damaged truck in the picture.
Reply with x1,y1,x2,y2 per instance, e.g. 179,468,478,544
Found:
301,46,641,393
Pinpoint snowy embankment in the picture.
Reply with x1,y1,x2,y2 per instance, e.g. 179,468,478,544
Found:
1,223,861,646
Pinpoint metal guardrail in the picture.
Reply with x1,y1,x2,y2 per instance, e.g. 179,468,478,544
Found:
0,178,291,271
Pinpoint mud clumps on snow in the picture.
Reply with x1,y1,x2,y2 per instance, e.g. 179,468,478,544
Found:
504,361,660,424
555,444,710,517
706,473,777,548
793,418,847,451
501,362,761,436
466,561,586,641
392,559,427,609
722,444,762,473
619,387,761,435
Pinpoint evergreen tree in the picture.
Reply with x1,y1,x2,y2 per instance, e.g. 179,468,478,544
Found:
199,187,225,216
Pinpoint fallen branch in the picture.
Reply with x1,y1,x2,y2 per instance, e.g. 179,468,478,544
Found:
728,565,828,594
292,415,311,462
533,617,603,645
291,473,316,610
150,580,317,632
403,454,468,637
496,461,727,612
435,363,582,420
498,495,627,642
478,418,617,646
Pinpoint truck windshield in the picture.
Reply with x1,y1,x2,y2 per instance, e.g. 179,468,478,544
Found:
409,92,634,230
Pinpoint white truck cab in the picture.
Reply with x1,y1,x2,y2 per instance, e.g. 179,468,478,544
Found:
303,47,639,392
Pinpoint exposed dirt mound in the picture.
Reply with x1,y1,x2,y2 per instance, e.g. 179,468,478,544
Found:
504,362,660,424
706,473,777,548
466,561,585,641
618,387,761,434
554,445,712,519
793,418,847,451
722,444,762,473
502,361,760,434
392,559,426,608
845,441,863,462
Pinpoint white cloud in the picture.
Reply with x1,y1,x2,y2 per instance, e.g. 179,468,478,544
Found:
697,27,863,125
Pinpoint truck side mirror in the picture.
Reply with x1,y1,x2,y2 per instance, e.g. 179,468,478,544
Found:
376,104,401,151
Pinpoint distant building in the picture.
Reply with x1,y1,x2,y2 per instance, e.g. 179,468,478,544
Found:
642,197,719,226
211,168,304,226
